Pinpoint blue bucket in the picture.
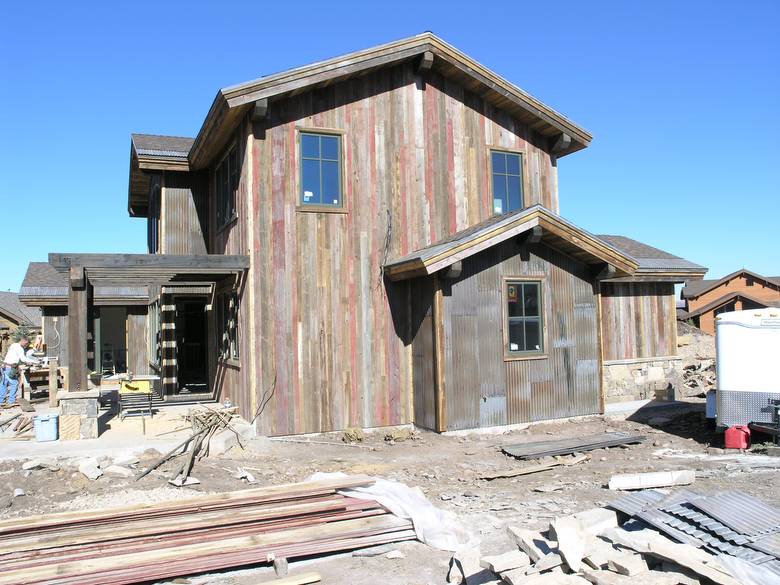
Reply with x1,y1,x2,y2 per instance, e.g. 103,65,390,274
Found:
34,414,59,442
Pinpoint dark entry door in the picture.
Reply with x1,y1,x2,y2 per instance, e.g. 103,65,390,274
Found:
175,299,207,393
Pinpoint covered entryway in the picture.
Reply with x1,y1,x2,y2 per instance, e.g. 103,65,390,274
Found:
174,296,208,394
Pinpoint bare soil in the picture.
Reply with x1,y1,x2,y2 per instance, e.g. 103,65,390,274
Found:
2,400,779,585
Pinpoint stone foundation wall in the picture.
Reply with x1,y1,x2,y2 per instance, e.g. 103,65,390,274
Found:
603,357,683,403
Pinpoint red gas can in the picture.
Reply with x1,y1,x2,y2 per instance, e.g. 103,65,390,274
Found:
725,425,751,449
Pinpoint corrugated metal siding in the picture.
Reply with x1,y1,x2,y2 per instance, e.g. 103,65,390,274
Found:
601,282,676,360
162,172,208,255
411,278,436,431
126,307,149,376
442,240,599,430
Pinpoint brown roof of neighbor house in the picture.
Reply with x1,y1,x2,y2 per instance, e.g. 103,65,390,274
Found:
0,291,41,327
131,134,193,159
597,235,707,276
683,290,780,319
19,262,149,307
680,268,780,299
384,205,639,281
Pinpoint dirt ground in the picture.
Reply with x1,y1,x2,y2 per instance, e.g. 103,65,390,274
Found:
2,398,779,585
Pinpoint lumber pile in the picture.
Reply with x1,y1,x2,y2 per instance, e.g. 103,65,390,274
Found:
448,490,780,584
0,475,415,585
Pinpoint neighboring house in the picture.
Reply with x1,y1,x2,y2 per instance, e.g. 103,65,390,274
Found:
0,291,41,356
681,269,780,335
21,33,706,434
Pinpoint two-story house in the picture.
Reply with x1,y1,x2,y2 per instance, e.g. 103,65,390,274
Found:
21,34,706,435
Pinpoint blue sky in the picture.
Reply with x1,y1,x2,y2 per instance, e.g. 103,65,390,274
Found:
1,1,778,292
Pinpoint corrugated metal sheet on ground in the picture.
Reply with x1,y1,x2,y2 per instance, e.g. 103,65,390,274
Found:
503,432,645,459
688,491,780,537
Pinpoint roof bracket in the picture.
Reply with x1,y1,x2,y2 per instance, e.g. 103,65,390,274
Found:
252,98,269,122
551,133,572,154
416,51,434,74
442,260,462,280
517,225,543,245
592,263,617,281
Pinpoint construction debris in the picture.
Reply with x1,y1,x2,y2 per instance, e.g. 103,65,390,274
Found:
502,432,645,460
480,454,590,480
0,475,414,585
680,360,716,397
608,470,696,491
258,572,321,584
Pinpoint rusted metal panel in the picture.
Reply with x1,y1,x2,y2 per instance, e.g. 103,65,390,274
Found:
162,172,208,255
601,282,676,360
411,278,436,430
442,240,599,430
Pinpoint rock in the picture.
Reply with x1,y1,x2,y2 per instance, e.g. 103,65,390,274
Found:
607,551,649,576
550,516,586,572
343,427,364,443
385,549,405,559
12,488,25,497
104,465,134,478
272,556,288,577
441,493,454,501
78,458,103,480
209,422,254,456
535,483,563,493
0,496,11,510
21,460,42,471
480,550,529,573
113,454,140,466
384,427,414,442
572,508,619,536
447,547,492,584
142,448,162,458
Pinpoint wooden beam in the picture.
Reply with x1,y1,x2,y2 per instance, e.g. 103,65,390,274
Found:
252,99,269,122
67,268,91,392
432,274,446,432
550,133,572,154
442,260,462,280
416,50,434,73
48,358,59,407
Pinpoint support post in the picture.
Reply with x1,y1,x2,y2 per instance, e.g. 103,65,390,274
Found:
67,266,91,392
48,357,59,407
432,274,446,432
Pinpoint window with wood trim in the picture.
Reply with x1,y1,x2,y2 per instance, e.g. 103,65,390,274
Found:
300,132,342,207
505,280,543,355
491,150,524,215
217,291,239,361
215,145,239,229
147,300,161,368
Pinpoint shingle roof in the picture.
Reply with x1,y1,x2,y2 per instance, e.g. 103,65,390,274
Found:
683,290,780,319
131,134,194,158
597,235,707,274
0,291,41,327
680,268,780,299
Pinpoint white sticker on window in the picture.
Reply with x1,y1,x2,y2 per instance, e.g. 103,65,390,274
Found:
509,343,519,351
332,199,338,204
304,191,313,201
494,199,503,214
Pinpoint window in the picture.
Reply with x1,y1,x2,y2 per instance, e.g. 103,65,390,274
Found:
216,145,238,228
746,277,754,287
217,291,239,361
505,280,543,355
300,132,342,207
146,300,161,368
491,150,524,215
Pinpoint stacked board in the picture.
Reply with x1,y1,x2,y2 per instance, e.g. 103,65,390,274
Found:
502,432,645,459
0,475,415,585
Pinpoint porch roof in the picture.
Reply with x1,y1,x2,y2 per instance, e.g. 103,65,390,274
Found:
383,205,639,281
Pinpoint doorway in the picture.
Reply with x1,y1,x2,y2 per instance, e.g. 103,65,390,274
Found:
174,298,208,394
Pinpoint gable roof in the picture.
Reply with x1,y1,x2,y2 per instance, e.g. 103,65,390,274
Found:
19,262,149,307
683,290,780,319
129,134,194,216
0,292,40,328
681,268,780,299
383,205,638,281
188,33,592,170
597,235,707,281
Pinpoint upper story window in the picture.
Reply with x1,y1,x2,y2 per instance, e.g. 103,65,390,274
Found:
505,280,544,356
216,145,238,229
300,131,342,208
491,150,524,215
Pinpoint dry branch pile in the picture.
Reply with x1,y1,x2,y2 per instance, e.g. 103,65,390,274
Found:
0,475,414,585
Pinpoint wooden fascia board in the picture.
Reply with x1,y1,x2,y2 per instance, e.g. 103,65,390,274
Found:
136,157,190,172
602,272,707,284
189,33,593,169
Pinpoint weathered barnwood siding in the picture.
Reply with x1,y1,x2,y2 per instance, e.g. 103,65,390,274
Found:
161,172,208,255
42,307,68,365
435,240,599,431
600,282,676,360
126,307,149,375
217,62,558,435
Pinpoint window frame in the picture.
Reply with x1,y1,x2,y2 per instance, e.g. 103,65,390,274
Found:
296,127,347,214
488,147,526,216
501,276,548,361
214,142,239,232
216,288,240,365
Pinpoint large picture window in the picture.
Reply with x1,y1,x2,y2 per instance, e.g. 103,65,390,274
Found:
491,150,524,215
215,145,238,229
300,131,342,208
505,280,543,356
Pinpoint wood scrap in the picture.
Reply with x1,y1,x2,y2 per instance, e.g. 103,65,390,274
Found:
479,454,590,480
607,470,695,491
258,571,320,584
